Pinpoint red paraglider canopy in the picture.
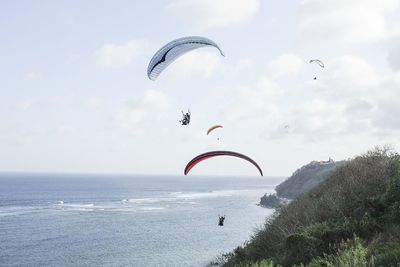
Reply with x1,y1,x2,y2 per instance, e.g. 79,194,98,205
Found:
184,150,263,176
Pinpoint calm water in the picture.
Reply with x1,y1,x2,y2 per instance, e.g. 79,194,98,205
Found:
0,174,283,267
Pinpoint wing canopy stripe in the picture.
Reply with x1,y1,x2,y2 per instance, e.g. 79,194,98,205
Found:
184,151,263,176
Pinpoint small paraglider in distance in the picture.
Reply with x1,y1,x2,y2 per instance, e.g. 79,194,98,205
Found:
218,215,225,226
179,109,191,126
207,125,223,135
309,59,324,68
309,59,324,81
147,36,225,81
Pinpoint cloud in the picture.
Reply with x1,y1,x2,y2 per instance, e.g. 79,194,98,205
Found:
115,90,172,131
321,56,380,97
291,99,349,136
217,52,400,143
388,43,400,71
15,99,35,111
221,79,282,124
24,72,41,80
167,0,260,31
297,0,399,45
94,40,147,68
267,54,303,78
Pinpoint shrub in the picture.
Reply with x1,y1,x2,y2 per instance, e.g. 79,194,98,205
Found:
222,147,399,266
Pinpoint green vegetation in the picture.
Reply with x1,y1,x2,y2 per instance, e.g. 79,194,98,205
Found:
215,147,400,266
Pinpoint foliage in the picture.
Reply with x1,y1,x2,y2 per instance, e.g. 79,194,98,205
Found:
220,147,400,267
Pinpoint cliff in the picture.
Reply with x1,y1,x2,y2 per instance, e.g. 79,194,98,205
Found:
276,158,344,199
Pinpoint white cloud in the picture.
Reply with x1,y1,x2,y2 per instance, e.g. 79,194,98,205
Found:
15,99,35,111
221,79,282,124
95,40,147,68
167,0,260,31
321,56,380,97
267,54,303,78
141,89,171,109
388,42,400,71
291,99,349,136
290,55,400,138
115,90,172,131
24,72,41,80
84,97,103,109
218,52,400,143
297,0,399,44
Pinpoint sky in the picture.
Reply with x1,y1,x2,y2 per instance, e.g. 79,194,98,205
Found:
1,0,400,176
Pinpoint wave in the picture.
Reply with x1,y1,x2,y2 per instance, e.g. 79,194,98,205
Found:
55,202,96,211
170,189,263,199
139,207,165,211
123,198,164,204
0,206,43,217
121,189,266,205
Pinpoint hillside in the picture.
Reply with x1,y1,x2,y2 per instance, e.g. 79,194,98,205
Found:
276,158,344,199
212,147,400,266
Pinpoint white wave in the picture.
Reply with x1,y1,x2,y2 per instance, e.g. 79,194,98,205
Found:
55,202,97,211
0,206,43,217
121,189,266,205
58,203,94,208
140,207,165,211
57,201,64,204
170,189,260,199
125,198,163,204
123,197,179,204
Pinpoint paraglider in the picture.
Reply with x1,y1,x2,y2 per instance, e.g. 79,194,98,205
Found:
207,125,223,135
147,36,225,81
309,59,324,80
184,151,263,176
218,215,225,226
179,110,191,126
309,59,324,68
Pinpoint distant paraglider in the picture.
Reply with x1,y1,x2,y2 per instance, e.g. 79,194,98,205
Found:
218,215,225,226
184,150,263,176
309,59,324,80
179,110,191,126
207,125,223,135
309,59,324,68
147,36,225,81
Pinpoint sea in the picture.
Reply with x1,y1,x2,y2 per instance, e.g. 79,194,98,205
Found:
0,174,283,267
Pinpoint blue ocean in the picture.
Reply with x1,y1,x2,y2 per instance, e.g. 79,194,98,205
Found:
0,174,282,267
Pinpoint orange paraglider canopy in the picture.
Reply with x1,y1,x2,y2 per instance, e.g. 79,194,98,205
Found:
207,125,223,135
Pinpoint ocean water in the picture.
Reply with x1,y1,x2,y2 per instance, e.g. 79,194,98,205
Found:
0,174,283,267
